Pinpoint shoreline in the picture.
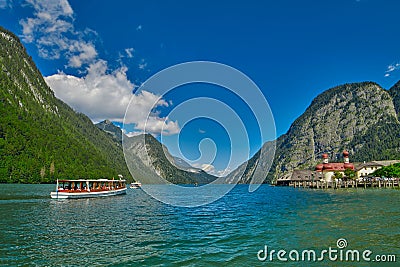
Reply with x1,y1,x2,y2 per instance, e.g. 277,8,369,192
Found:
277,178,400,189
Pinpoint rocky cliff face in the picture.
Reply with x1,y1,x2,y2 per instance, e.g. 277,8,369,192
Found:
389,80,400,119
94,120,217,184
123,134,217,184
96,120,123,143
231,81,400,183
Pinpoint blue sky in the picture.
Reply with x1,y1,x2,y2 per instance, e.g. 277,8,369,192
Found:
1,0,400,175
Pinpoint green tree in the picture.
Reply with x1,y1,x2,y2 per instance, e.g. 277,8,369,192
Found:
40,166,46,179
50,161,55,178
344,168,356,180
332,171,343,180
373,163,400,178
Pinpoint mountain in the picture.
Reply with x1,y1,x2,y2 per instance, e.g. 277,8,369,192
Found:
94,119,213,183
95,119,123,143
171,156,204,173
230,81,400,183
389,80,400,119
123,133,217,184
95,119,212,183
0,26,132,183
172,156,192,169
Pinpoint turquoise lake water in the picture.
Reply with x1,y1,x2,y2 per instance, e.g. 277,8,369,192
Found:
0,184,398,266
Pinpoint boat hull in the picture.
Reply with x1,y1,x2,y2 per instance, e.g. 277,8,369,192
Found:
50,188,127,199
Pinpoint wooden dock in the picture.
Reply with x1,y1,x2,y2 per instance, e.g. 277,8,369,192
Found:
288,178,400,189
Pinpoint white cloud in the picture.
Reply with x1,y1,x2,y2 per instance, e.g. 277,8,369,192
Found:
45,60,131,121
19,0,98,68
0,0,12,9
385,62,400,77
199,129,206,134
122,129,143,138
192,163,231,177
17,0,172,135
45,60,180,136
215,168,232,177
20,0,74,42
67,41,97,68
125,48,134,58
15,0,173,135
138,59,147,70
198,163,215,173
125,91,180,136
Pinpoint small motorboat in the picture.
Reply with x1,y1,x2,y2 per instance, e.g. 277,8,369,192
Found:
130,181,142,189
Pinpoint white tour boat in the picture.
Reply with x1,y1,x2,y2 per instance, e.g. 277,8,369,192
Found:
50,178,127,199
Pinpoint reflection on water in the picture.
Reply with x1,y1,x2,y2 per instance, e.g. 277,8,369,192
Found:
0,184,398,266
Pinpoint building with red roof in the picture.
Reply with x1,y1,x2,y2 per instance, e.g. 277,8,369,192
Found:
315,150,354,182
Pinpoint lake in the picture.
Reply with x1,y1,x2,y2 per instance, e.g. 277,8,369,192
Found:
0,184,398,266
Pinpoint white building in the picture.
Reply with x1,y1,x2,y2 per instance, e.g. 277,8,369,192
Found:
355,160,400,178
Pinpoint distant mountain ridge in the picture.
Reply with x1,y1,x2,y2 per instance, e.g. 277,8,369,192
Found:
95,120,214,184
230,81,400,183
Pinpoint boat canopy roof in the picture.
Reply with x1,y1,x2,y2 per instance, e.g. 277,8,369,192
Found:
58,179,126,182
